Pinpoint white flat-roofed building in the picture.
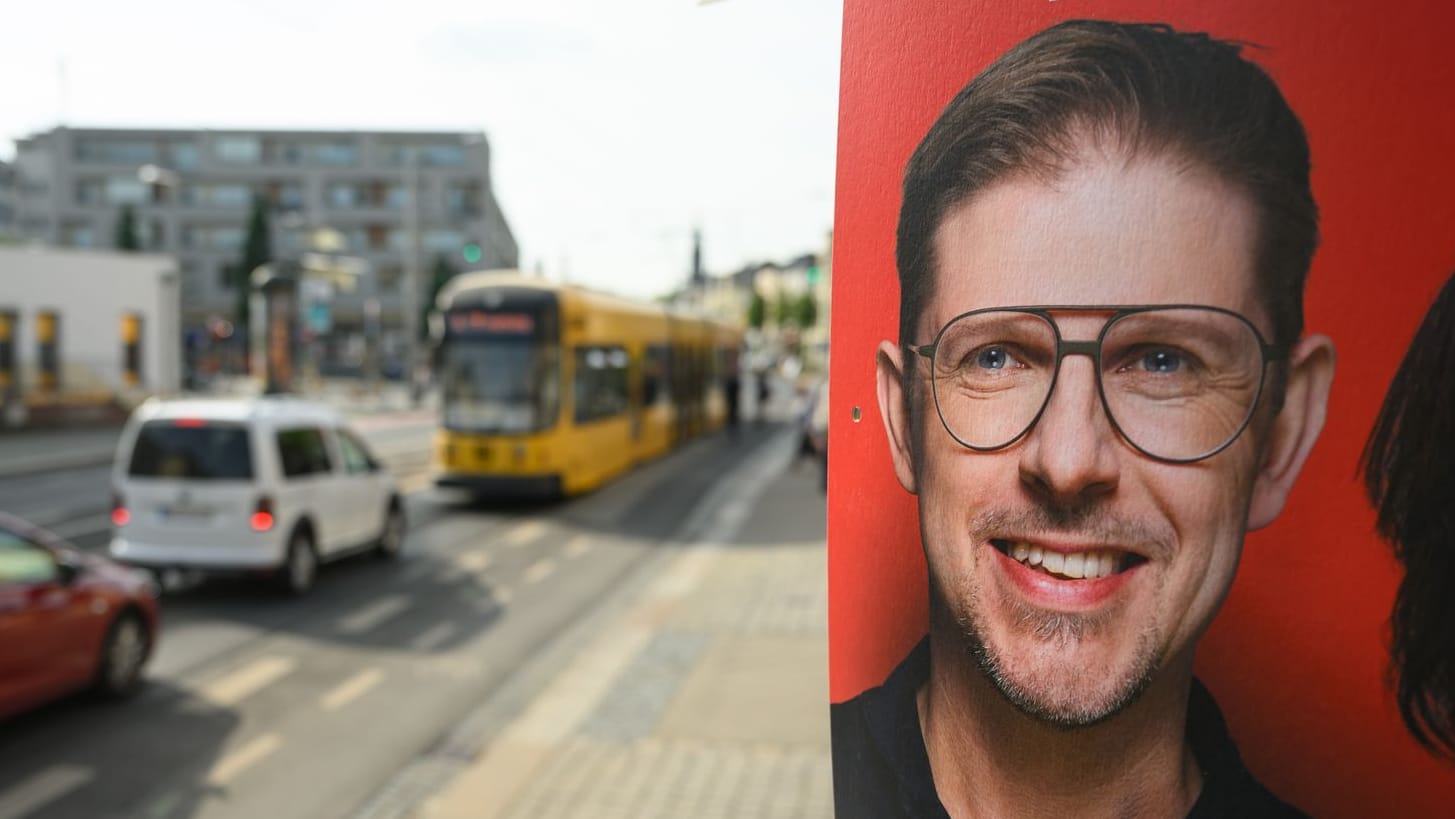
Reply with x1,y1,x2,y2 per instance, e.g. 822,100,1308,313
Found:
0,246,181,394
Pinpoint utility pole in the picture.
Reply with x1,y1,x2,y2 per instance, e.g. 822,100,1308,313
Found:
402,149,422,405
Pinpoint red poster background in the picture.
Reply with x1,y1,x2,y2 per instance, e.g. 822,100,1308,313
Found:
828,1,1455,816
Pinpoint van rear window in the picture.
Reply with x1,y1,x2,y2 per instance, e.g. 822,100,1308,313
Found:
128,421,254,480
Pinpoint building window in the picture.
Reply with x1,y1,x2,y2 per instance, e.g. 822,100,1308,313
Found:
106,177,149,205
424,229,463,253
75,139,157,164
202,184,251,208
385,184,409,210
446,183,480,217
184,225,244,251
328,183,359,209
421,144,466,166
214,136,261,164
74,179,104,206
168,142,199,171
312,142,357,166
277,183,305,211
367,225,391,251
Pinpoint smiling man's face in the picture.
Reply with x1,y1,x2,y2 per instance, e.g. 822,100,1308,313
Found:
903,145,1273,726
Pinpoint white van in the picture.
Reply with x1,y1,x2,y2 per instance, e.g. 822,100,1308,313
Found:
110,397,405,594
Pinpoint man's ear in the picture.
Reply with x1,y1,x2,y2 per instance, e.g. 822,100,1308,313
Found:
1247,333,1336,531
876,340,918,494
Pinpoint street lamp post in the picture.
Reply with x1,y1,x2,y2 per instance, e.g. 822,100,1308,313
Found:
402,149,423,405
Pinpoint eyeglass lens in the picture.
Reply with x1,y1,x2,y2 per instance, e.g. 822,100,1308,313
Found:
929,308,1264,460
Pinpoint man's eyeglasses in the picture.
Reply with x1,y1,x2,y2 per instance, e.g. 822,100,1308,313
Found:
910,305,1285,463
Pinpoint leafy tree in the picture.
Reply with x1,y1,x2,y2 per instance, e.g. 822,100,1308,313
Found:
747,289,766,329
776,292,796,328
115,205,141,251
797,292,818,330
423,254,456,340
233,195,273,332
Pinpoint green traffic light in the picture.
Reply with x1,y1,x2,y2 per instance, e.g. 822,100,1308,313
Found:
462,244,483,265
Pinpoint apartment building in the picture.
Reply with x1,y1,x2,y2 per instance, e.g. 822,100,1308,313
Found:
8,127,517,352
0,160,14,239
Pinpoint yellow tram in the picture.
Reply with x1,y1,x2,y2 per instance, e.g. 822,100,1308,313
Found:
431,271,742,497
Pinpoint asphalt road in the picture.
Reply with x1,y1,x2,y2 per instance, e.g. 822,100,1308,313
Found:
0,419,784,819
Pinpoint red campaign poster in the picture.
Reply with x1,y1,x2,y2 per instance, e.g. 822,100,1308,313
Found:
828,2,1455,817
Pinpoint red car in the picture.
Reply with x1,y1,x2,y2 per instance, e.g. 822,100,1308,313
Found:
0,511,159,720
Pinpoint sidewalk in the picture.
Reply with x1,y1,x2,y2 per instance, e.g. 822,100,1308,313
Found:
386,433,832,819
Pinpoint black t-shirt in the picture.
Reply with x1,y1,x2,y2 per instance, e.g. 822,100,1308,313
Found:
831,639,1309,818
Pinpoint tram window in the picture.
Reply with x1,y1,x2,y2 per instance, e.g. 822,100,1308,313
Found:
573,346,629,423
644,344,670,406
440,341,555,433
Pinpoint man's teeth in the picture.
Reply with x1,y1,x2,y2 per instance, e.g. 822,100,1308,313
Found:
1008,542,1120,579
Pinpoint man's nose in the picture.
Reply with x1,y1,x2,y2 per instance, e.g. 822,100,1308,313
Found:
1017,352,1121,506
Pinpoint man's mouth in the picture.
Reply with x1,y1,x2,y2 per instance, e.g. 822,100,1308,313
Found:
991,538,1147,580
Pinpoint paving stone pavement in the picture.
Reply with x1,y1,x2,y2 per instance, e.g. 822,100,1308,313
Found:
413,434,831,819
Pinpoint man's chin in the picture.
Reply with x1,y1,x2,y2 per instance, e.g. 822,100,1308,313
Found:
963,626,1162,729
987,668,1153,730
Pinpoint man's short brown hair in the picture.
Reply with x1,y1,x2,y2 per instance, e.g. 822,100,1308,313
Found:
896,20,1317,357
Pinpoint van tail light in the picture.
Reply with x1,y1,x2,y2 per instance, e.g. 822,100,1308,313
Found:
111,493,131,527
250,496,275,532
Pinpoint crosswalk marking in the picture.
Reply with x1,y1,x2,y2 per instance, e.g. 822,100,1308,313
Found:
412,620,458,651
200,656,296,707
207,734,283,786
321,668,385,711
504,520,546,547
337,594,412,634
0,765,93,819
524,559,556,585
564,535,592,558
456,551,492,572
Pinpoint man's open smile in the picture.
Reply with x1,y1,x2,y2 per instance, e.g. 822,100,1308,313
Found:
991,537,1149,579
987,535,1153,610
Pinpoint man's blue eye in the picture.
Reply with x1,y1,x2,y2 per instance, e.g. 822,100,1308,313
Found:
977,347,1010,370
1141,350,1183,373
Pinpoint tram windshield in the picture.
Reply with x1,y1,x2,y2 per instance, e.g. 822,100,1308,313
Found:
440,339,559,433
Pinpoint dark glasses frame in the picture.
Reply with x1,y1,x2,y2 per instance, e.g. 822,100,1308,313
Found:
909,304,1286,464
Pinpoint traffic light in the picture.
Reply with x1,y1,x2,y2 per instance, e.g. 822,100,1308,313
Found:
461,242,483,265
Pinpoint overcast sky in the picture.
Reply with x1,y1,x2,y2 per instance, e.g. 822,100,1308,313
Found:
0,0,842,300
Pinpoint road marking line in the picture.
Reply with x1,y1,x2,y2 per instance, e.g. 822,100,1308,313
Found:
503,520,546,547
337,594,412,634
523,559,556,585
412,620,458,651
399,473,433,495
207,734,283,786
321,668,384,711
456,551,492,573
563,534,592,558
0,765,94,819
200,656,297,707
